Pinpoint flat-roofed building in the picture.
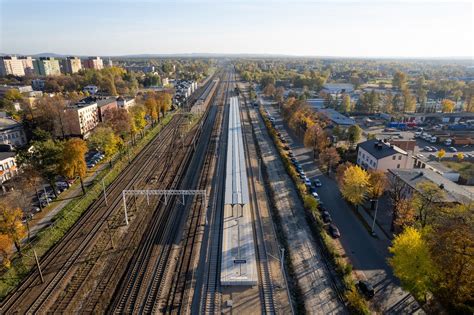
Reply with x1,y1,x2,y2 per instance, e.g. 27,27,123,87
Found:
63,101,99,138
34,57,61,76
63,56,82,74
83,57,104,70
18,56,35,75
0,56,25,77
96,97,118,122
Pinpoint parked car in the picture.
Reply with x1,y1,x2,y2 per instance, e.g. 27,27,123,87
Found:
283,144,290,151
299,171,306,179
423,146,433,152
304,177,311,187
357,281,375,299
430,146,438,152
312,191,320,200
328,224,340,238
313,179,322,187
288,151,294,158
448,146,458,152
322,211,332,223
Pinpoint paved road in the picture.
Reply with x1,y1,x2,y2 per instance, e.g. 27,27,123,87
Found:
262,100,423,314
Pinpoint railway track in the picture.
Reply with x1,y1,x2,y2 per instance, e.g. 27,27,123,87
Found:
198,71,232,314
238,79,276,313
0,113,189,313
162,72,227,314
108,73,221,314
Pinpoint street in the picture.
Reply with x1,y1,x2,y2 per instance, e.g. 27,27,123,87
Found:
262,99,422,314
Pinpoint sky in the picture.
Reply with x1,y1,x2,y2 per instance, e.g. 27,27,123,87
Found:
0,0,473,58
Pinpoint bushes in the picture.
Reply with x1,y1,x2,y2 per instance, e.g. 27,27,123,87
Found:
346,288,371,315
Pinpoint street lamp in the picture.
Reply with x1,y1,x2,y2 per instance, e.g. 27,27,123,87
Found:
370,198,379,236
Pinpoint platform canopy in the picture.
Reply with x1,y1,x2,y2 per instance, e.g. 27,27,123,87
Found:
224,96,249,206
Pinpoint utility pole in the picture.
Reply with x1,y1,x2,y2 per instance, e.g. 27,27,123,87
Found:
102,179,108,206
33,248,44,283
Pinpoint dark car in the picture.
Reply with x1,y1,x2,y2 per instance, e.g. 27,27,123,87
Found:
328,224,340,238
288,151,294,158
313,179,322,187
357,280,375,299
322,211,332,223
283,144,290,150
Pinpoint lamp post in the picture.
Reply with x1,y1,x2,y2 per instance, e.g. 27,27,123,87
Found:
371,198,379,235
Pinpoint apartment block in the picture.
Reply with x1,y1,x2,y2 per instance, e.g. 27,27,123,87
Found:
83,56,104,70
63,56,83,74
34,57,61,76
0,56,25,76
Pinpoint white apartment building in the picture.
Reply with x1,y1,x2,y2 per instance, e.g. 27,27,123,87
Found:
357,139,413,172
64,103,99,138
0,56,25,76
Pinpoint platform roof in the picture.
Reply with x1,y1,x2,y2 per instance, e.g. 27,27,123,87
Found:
224,96,249,206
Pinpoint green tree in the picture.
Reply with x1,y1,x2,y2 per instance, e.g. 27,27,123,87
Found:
389,227,437,301
347,124,362,148
392,71,407,90
60,138,88,194
339,94,351,113
88,126,121,158
403,89,416,113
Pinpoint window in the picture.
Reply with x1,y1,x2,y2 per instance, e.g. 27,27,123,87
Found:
397,164,400,168
398,155,402,160
392,156,396,160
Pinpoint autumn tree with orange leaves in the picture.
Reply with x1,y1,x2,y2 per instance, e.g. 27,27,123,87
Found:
0,203,26,260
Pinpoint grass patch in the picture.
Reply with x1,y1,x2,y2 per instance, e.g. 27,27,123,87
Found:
442,160,474,180
0,112,176,300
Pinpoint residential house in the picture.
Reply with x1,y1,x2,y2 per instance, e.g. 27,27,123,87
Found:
357,139,413,171
116,96,135,110
34,57,61,76
0,115,27,147
388,168,472,205
63,100,99,138
83,57,104,70
96,97,118,122
62,56,82,74
0,152,18,184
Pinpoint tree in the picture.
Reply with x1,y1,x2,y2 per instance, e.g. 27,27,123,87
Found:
263,83,276,98
106,108,131,137
339,94,351,113
427,203,474,308
319,147,340,175
156,91,172,119
274,86,285,104
411,182,445,228
339,165,371,209
392,71,407,90
368,170,386,209
389,227,437,301
456,152,464,161
383,92,394,114
441,99,455,113
144,97,158,125
402,89,416,113
22,139,63,197
0,203,26,256
304,125,329,156
88,126,121,158
60,138,88,194
393,199,416,231
437,149,446,161
0,234,13,268
347,124,362,148
130,105,147,140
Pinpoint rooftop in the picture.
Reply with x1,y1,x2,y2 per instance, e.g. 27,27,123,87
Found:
0,117,22,131
0,151,16,161
316,108,355,126
389,168,473,204
358,139,407,160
